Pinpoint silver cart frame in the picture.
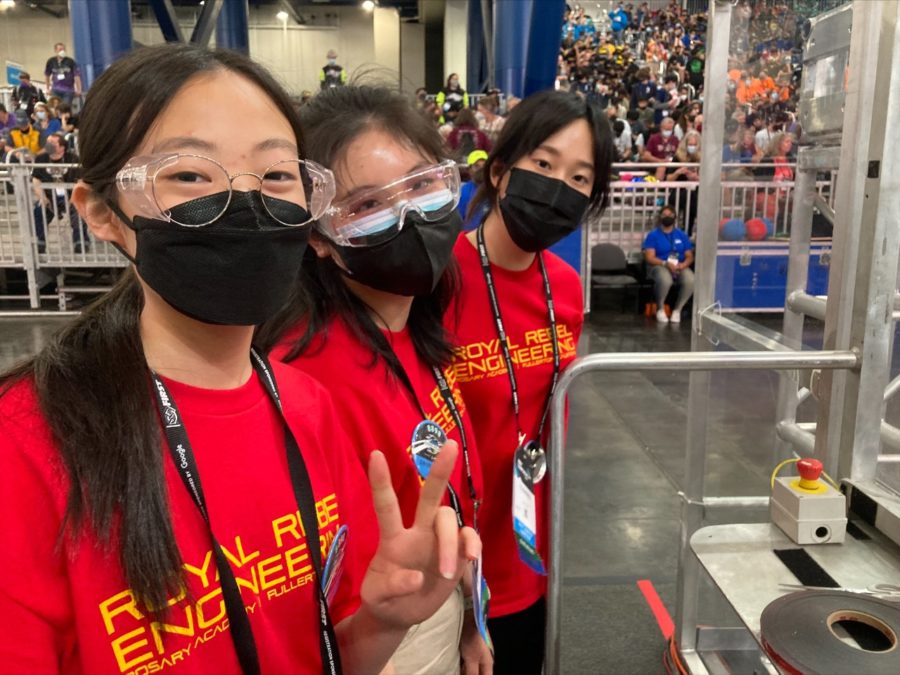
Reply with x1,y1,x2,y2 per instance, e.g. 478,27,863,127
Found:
544,1,900,672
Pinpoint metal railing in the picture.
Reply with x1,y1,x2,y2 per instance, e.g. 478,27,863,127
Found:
1,159,838,316
581,163,838,313
0,162,125,314
543,348,861,675
587,163,838,263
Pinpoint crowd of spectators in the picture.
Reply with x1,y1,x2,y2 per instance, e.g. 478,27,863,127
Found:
558,1,803,172
556,1,810,232
1,42,81,163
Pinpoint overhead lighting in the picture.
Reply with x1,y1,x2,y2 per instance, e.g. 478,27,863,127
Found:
276,10,289,21
0,0,16,10
362,0,376,12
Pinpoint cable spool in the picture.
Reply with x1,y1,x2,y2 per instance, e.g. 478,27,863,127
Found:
760,591,900,674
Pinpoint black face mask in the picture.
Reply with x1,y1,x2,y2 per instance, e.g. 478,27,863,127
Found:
112,190,311,325
660,216,676,227
499,168,591,252
335,210,461,297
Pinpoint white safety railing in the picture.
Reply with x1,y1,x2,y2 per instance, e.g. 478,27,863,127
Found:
586,163,838,263
0,160,839,315
0,162,126,314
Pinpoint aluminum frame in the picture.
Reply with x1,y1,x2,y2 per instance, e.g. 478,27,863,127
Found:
547,1,900,673
544,350,859,674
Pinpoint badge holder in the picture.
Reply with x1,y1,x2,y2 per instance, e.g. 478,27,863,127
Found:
322,524,349,608
667,252,680,278
513,440,547,575
472,553,493,652
411,420,493,648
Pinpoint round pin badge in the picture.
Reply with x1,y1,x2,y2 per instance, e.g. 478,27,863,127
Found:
411,420,447,480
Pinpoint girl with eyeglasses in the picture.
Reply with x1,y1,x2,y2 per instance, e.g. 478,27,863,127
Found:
259,85,491,675
0,45,478,673
447,90,613,674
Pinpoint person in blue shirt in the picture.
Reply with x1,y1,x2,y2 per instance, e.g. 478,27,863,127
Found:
643,205,694,324
609,4,629,44
457,149,489,230
630,67,656,108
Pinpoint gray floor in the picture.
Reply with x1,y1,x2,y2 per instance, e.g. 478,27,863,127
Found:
2,305,893,673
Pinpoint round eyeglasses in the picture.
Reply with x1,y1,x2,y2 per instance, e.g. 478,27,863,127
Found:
115,154,336,227
316,160,461,247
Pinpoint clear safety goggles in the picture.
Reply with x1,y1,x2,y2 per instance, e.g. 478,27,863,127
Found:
316,160,461,247
115,153,336,227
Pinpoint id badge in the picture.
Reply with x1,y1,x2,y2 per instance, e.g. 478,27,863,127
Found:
322,524,348,607
411,420,447,480
57,72,66,80
667,252,679,266
472,554,493,651
512,443,547,575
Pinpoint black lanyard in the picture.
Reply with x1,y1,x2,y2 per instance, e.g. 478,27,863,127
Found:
475,225,561,446
149,350,341,675
373,330,479,529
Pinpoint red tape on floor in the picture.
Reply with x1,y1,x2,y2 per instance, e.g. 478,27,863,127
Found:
637,579,674,639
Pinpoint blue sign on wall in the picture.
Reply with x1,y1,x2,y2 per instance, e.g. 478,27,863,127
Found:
6,61,24,87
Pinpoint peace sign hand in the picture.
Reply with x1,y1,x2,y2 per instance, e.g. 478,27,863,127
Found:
360,443,481,629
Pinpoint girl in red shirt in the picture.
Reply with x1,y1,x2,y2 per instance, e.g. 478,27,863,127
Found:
0,45,478,674
259,85,491,675
447,90,613,674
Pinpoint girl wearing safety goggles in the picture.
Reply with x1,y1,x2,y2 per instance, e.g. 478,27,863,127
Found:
446,90,614,675
0,46,478,674
259,86,491,675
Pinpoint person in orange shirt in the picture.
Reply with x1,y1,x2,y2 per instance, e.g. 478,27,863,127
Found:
757,73,777,96
735,71,756,105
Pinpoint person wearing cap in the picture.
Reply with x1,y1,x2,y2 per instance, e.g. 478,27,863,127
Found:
13,72,46,117
457,150,489,230
320,49,347,90
9,115,41,156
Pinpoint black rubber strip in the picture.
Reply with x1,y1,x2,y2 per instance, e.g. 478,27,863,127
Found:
846,520,871,541
847,487,879,526
773,548,840,588
773,546,889,653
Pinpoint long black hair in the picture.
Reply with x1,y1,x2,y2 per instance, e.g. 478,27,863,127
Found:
256,85,459,374
469,89,614,220
0,44,306,615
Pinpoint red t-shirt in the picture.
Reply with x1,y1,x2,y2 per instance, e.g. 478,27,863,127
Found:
446,234,584,617
272,318,483,531
0,364,377,674
645,132,680,160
